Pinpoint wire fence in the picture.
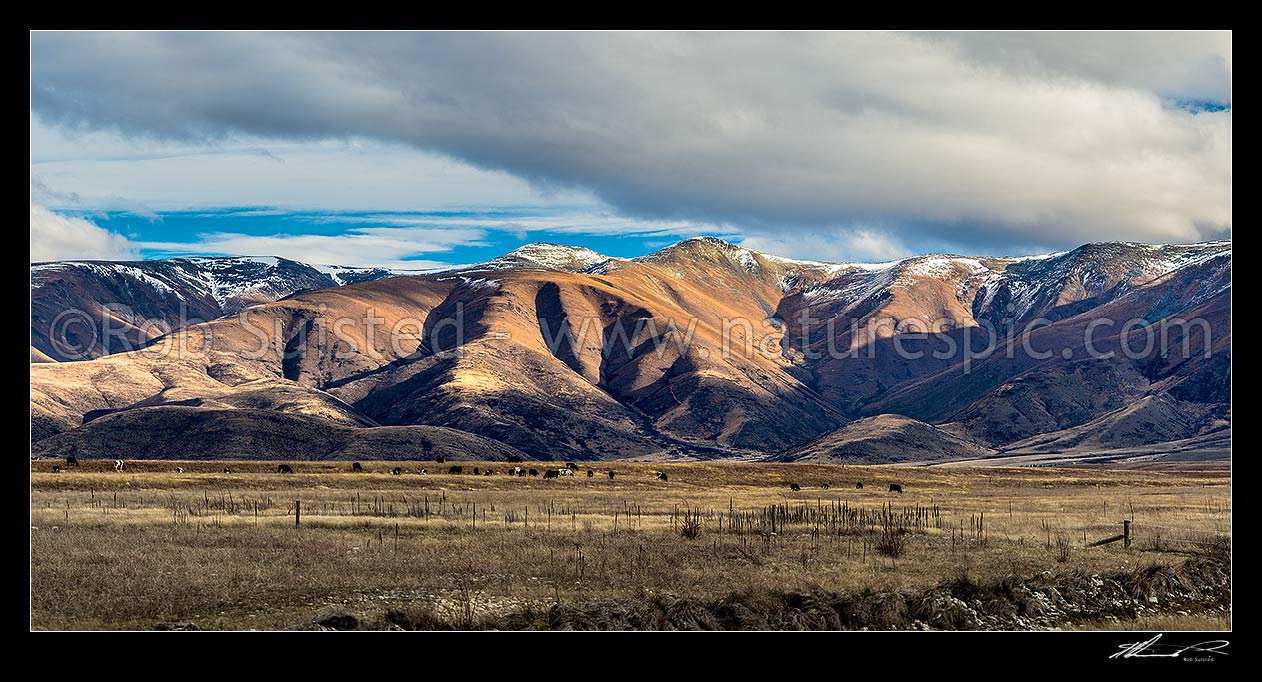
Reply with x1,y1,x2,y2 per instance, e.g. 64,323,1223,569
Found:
1131,522,1231,548
1135,522,1231,536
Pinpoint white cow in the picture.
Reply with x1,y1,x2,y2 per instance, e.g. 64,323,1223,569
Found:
114,460,125,472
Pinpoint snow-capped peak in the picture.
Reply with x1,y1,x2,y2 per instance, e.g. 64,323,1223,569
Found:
474,243,622,273
306,262,437,285
896,255,994,278
30,255,407,313
182,255,281,268
634,237,763,272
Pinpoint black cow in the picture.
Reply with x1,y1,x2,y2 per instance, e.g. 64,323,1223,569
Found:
473,467,481,475
528,469,539,477
352,462,364,472
51,465,61,473
484,469,494,476
65,456,80,467
223,468,233,474
855,482,864,489
608,471,615,480
435,455,446,464
448,465,464,475
392,467,403,476
655,471,669,482
789,483,801,492
565,463,579,470
277,464,294,474
419,468,428,475
587,469,595,477
889,483,903,493
821,483,830,489
506,454,524,463
543,469,561,479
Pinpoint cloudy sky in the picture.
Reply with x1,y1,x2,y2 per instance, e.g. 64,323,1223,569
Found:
30,31,1231,267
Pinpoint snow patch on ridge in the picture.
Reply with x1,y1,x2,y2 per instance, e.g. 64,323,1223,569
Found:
437,275,501,290
900,256,991,278
113,266,181,298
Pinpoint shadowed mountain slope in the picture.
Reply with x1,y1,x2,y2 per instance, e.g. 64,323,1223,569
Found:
777,414,994,464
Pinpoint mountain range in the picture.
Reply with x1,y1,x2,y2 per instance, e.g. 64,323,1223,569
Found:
29,238,1231,464
31,256,404,362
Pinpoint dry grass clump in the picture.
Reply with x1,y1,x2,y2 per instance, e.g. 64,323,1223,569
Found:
469,549,1229,631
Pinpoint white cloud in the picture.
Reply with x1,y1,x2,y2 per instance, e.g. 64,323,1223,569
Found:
29,31,1232,253
29,123,595,214
321,212,718,239
138,224,488,269
30,203,138,262
739,229,912,263
130,211,723,268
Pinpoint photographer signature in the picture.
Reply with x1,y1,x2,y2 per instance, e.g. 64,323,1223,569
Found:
1111,634,1229,660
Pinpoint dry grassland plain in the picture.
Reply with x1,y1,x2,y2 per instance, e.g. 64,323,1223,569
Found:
30,460,1230,630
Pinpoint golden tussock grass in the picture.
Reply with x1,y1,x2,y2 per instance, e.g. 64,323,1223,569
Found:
30,460,1230,630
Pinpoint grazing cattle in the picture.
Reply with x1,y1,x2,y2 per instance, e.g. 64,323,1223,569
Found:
65,456,79,467
448,465,464,475
176,467,184,474
509,466,523,476
564,463,579,470
506,454,524,463
51,465,61,473
587,469,595,477
528,469,539,477
278,464,294,474
821,483,830,489
608,471,615,480
855,482,864,489
789,483,801,492
473,467,482,475
543,469,561,479
419,468,428,475
655,471,668,482
223,468,233,474
559,469,574,477
114,460,125,472
484,469,494,476
435,455,446,464
352,462,364,472
889,483,903,493
392,467,403,476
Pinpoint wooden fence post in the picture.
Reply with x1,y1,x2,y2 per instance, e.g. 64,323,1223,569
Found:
1087,520,1132,548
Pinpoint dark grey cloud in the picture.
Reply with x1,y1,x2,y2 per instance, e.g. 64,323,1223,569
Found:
30,31,1232,253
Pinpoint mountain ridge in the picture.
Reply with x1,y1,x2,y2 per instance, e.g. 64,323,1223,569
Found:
30,237,1230,464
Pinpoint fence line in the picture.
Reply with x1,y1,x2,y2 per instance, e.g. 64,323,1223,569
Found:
1134,523,1231,536
1155,537,1230,547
